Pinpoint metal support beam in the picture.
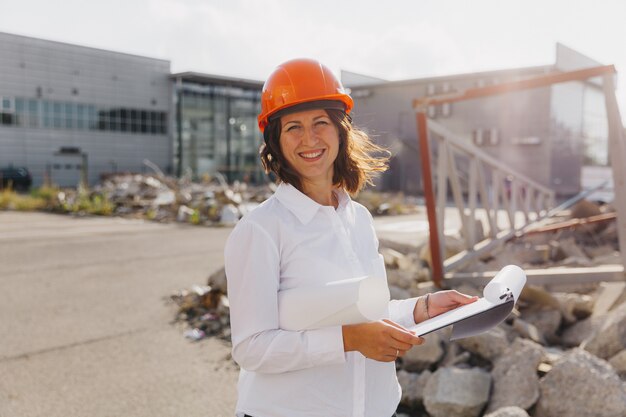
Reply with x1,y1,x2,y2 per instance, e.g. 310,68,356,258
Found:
603,73,626,269
416,111,444,287
414,65,616,108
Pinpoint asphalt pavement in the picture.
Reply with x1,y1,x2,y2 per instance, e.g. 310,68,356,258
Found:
0,212,238,417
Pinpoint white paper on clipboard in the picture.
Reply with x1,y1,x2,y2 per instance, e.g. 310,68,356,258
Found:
278,276,390,331
410,265,526,340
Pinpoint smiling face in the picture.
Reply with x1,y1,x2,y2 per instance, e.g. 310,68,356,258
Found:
279,108,340,189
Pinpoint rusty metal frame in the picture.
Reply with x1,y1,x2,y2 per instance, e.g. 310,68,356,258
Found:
414,64,623,287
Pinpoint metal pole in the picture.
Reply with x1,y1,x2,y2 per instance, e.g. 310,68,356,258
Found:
602,73,626,270
226,94,232,183
176,78,183,177
416,111,444,288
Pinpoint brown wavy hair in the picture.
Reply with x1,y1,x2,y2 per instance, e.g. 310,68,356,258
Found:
260,109,390,194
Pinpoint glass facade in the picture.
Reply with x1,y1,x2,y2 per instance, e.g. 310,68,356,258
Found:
549,80,609,194
174,80,265,183
0,96,167,135
581,85,608,166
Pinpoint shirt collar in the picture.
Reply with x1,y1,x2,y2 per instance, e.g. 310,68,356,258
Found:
274,183,351,225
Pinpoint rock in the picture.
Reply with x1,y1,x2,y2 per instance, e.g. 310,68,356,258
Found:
553,292,593,324
570,199,602,219
380,247,405,269
535,348,626,417
519,286,561,310
457,327,509,361
484,407,530,417
207,267,227,293
583,302,626,359
561,315,605,347
487,338,543,413
423,367,491,417
608,350,626,379
403,332,444,371
522,308,562,344
511,318,546,345
397,369,431,407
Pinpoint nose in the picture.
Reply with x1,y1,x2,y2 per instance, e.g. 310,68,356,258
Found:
301,125,319,147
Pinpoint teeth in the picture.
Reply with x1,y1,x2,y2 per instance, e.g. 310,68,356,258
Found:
300,150,323,159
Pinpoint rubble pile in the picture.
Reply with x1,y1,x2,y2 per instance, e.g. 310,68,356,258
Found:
394,281,626,417
92,173,273,225
355,190,422,216
168,268,230,341
14,173,423,223
458,200,622,273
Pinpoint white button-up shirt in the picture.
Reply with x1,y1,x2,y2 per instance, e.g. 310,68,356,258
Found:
225,183,418,417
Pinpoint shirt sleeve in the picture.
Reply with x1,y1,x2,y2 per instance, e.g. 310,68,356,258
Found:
225,220,346,374
388,298,418,328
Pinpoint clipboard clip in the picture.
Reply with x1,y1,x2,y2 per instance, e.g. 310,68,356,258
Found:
499,288,514,302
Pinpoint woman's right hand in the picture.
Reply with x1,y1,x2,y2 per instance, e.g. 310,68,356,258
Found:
342,320,424,362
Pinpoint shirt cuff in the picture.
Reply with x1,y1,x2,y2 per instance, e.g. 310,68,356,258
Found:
389,297,419,328
307,326,347,366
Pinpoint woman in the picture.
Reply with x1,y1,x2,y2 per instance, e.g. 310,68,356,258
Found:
225,58,477,417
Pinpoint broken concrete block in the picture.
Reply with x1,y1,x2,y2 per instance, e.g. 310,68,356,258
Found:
386,269,414,290
207,267,227,294
484,407,530,417
457,327,509,361
522,308,562,344
423,367,491,417
380,247,405,269
535,348,626,417
553,292,593,324
402,332,444,371
397,369,431,407
583,302,626,359
561,315,605,347
511,318,546,345
487,338,543,413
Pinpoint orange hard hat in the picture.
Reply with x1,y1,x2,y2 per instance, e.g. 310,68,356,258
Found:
257,58,354,132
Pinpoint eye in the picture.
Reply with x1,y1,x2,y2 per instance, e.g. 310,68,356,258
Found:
286,124,301,132
315,120,330,126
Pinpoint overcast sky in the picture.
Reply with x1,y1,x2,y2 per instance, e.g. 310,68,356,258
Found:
1,0,626,121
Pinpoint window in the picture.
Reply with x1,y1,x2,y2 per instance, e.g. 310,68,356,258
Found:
473,128,499,146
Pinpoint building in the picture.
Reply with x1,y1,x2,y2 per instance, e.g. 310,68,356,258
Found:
0,32,612,196
344,44,610,196
0,31,171,187
170,72,265,184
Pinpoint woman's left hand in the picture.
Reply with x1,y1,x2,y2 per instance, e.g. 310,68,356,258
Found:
413,290,478,323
